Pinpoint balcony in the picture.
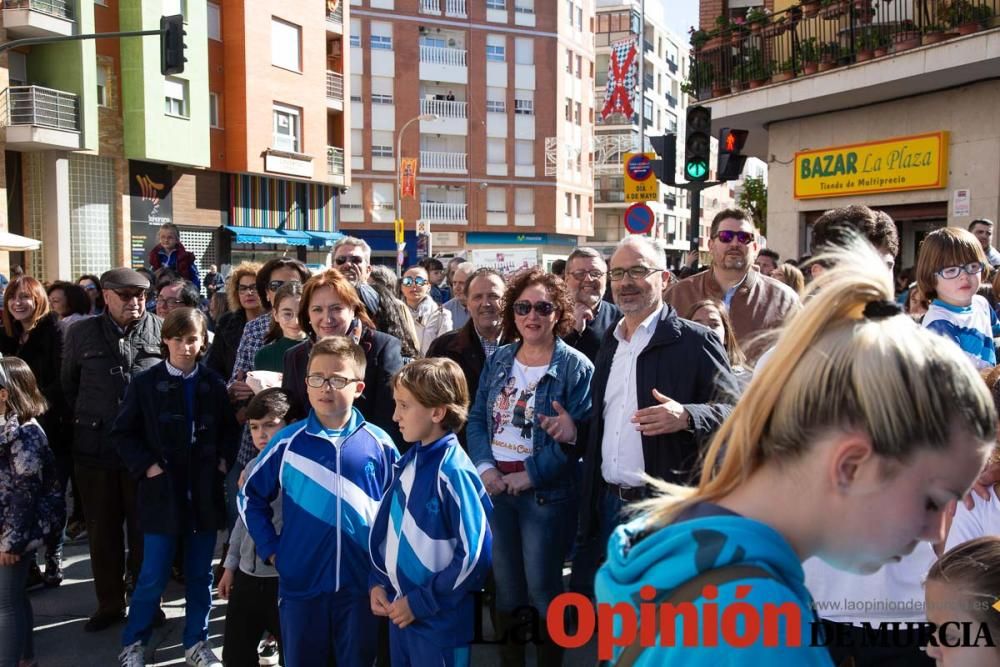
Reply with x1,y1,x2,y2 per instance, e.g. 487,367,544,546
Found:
326,1,343,33
419,45,468,84
327,146,346,185
594,189,626,204
420,150,467,173
689,0,1000,157
420,202,468,224
326,71,344,110
420,0,466,18
665,92,677,108
2,0,74,38
0,85,80,150
420,98,468,135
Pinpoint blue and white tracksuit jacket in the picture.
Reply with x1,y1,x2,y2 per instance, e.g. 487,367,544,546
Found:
923,295,1000,369
369,433,493,647
238,407,399,599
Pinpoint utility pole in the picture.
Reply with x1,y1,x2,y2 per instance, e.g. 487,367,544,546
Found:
638,0,645,155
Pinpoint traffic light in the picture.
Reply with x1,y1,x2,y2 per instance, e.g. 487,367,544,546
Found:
161,14,186,76
649,133,676,186
717,128,749,181
684,105,712,182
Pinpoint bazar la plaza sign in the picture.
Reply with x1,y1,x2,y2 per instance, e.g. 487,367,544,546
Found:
794,132,948,200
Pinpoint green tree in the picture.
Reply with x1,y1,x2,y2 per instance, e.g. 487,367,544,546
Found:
738,175,768,235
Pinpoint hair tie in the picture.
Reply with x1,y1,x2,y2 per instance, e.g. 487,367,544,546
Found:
863,299,903,320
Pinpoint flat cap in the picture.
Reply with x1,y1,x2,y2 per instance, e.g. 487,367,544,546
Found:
100,267,150,290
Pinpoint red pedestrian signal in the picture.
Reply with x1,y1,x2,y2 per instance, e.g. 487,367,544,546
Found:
717,128,749,181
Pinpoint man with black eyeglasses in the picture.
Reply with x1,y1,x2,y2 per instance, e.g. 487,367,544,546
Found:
61,268,164,632
331,236,383,324
664,207,800,361
561,247,621,363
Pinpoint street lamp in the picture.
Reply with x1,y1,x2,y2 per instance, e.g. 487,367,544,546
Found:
396,112,439,276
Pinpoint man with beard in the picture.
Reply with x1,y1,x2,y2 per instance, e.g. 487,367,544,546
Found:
561,247,621,363
426,268,505,450
551,235,735,600
331,236,383,324
664,208,799,360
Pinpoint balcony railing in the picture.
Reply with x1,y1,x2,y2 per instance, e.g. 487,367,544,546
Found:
327,1,343,25
420,98,467,118
419,44,467,67
0,85,79,131
327,146,345,176
420,202,467,223
420,150,467,172
326,71,344,102
420,0,466,17
595,189,626,203
689,0,1000,100
665,92,677,108
4,0,73,19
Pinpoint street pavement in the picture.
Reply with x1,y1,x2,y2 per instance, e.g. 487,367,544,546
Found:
31,536,598,666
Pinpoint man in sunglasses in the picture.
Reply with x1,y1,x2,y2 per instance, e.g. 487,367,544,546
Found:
61,268,164,632
331,236,383,325
664,208,800,361
561,247,621,363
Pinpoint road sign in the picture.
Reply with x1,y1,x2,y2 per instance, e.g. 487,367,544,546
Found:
415,220,429,236
624,152,660,202
624,202,654,235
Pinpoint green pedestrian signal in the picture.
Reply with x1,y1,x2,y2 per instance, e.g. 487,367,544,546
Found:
684,106,712,183
685,160,707,180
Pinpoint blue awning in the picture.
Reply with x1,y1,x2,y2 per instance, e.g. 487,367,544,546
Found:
306,230,345,247
225,226,311,246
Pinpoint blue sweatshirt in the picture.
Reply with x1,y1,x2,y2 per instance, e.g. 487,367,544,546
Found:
595,508,834,666
369,433,492,647
923,295,1000,369
238,407,399,599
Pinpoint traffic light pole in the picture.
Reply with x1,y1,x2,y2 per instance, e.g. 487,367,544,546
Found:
684,180,721,252
0,28,164,55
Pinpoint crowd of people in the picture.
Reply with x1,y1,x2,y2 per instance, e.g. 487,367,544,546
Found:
1,211,1000,667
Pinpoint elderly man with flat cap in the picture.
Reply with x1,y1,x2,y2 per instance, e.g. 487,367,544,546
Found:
62,268,164,632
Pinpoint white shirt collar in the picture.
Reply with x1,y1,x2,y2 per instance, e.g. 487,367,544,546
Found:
613,306,662,343
165,360,199,379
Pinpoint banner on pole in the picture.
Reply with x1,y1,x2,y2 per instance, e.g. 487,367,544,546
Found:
400,158,418,200
601,37,638,120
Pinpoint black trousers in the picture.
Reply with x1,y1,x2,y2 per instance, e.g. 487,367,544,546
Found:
74,463,143,614
223,569,282,666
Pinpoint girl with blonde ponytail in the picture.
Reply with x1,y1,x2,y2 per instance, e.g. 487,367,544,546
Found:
593,238,997,666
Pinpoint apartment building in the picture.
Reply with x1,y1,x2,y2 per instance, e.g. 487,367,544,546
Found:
342,0,594,266
592,0,736,268
697,0,1000,265
0,0,349,281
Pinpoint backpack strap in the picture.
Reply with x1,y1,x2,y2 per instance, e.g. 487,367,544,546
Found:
612,565,777,667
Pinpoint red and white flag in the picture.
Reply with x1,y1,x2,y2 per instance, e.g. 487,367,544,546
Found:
601,37,638,120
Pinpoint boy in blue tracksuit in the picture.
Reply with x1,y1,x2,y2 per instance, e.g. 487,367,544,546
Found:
239,336,398,667
369,358,493,667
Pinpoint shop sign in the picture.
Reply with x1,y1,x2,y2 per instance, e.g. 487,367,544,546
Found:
794,132,948,199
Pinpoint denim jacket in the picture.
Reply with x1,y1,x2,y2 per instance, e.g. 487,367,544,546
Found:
468,337,594,500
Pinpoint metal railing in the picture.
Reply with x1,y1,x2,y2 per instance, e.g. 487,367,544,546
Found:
327,2,343,25
445,0,466,16
327,146,345,176
420,98,467,118
420,150,467,172
4,0,73,19
326,71,344,102
595,189,626,203
0,85,79,131
689,0,1000,99
420,202,467,222
419,0,466,17
419,44,467,67
665,92,677,108
419,0,440,14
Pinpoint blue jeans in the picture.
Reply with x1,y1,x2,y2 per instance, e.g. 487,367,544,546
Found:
490,490,572,619
122,531,216,649
569,487,628,600
0,556,33,666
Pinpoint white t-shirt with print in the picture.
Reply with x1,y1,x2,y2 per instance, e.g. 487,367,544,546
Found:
490,360,547,463
946,485,1000,552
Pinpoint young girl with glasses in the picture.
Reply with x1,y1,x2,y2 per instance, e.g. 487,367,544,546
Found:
916,227,1000,369
254,282,307,374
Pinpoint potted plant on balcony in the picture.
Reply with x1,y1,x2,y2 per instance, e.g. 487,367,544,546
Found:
873,30,891,56
801,37,821,74
921,23,952,45
689,26,712,51
746,6,770,33
744,47,770,87
770,56,797,82
819,41,842,70
855,27,878,60
943,0,992,35
892,20,921,51
730,16,749,46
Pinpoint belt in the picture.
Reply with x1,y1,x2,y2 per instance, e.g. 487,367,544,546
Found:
605,482,648,503
495,461,526,474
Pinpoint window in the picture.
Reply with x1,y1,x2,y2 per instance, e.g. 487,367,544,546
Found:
575,194,582,218
564,98,572,122
576,7,583,30
566,1,573,23
370,22,393,50
371,130,393,157
350,34,361,47
576,54,582,79
96,66,108,107
350,75,362,102
514,90,533,115
164,77,188,117
271,19,302,71
349,19,361,47
486,87,506,113
207,3,221,41
371,77,393,104
372,183,395,210
566,49,573,73
515,188,534,214
486,35,505,62
209,92,221,127
515,0,534,14
351,129,363,157
515,140,533,166
565,192,572,216
486,0,505,9
487,138,505,163
420,35,445,48
575,102,582,124
340,187,363,209
514,38,533,65
272,103,301,152
487,188,506,213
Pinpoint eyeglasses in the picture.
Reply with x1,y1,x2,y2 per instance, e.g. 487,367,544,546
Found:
159,298,185,308
936,262,984,280
237,284,257,294
513,300,555,317
335,256,364,266
268,279,301,292
712,230,754,245
569,269,606,282
305,374,360,390
81,284,98,292
401,276,428,287
113,289,145,301
608,266,660,282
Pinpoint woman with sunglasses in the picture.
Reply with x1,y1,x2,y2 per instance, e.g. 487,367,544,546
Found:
467,269,594,666
399,265,452,356
77,274,105,315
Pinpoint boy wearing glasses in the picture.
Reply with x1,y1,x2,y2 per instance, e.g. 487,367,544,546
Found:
239,336,399,667
917,226,1000,369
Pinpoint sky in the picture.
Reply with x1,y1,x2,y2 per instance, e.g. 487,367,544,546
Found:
663,0,699,40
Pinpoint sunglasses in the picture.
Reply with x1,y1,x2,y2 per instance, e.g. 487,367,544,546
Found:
401,276,428,287
113,289,145,301
936,262,984,280
335,256,364,266
268,279,301,292
81,284,98,291
712,230,754,245
513,300,555,317
305,374,361,390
